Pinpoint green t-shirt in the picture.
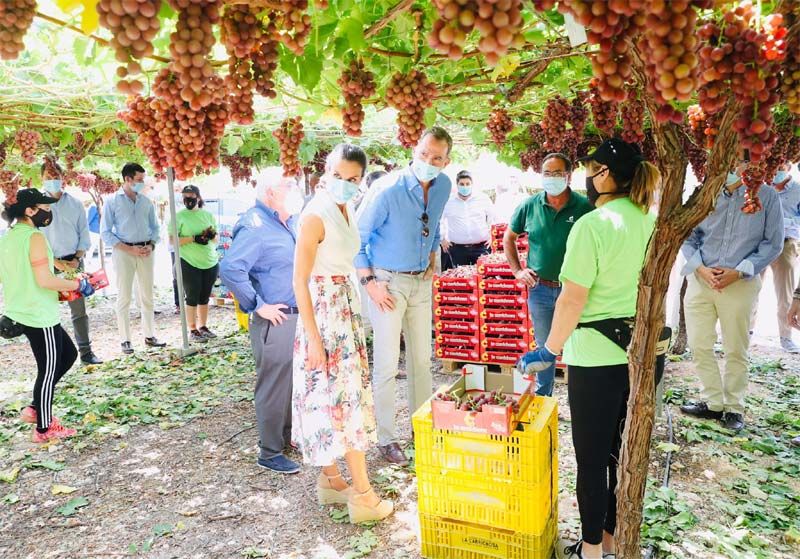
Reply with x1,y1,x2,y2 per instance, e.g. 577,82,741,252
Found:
0,224,60,328
171,209,219,270
509,190,594,281
559,197,656,367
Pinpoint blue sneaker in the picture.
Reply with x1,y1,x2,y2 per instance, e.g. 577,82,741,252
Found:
257,454,300,474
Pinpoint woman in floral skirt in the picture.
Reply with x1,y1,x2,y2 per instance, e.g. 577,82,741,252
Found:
292,143,393,524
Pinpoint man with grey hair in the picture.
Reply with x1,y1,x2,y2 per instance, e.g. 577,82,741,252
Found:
219,167,306,474
356,126,453,465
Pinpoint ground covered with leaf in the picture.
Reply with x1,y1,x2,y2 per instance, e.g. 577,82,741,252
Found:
0,295,798,558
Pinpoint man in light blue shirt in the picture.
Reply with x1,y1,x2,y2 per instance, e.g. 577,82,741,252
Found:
680,166,783,432
100,162,165,354
355,126,452,465
40,160,102,365
219,167,305,475
758,165,800,352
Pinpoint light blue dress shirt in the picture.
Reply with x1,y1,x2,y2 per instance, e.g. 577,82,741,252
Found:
681,184,784,278
218,200,297,313
41,192,90,258
772,179,800,240
100,189,160,246
355,166,451,272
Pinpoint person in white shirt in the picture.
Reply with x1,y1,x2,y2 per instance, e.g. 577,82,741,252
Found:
492,175,528,224
440,170,494,269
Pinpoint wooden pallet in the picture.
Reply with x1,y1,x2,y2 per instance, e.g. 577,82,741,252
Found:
210,297,236,307
555,366,568,384
439,359,515,375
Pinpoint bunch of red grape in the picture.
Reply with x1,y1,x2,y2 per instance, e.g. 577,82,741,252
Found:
531,0,556,10
273,117,304,177
568,92,589,136
311,148,330,174
220,3,261,58
558,1,646,102
338,59,377,137
96,0,160,94
429,0,525,65
487,108,514,147
0,140,7,166
118,94,169,172
785,119,800,164
762,120,798,184
65,132,92,170
225,57,255,125
528,122,546,147
520,147,545,173
641,134,658,164
780,31,800,114
0,170,22,205
0,0,36,60
587,80,619,137
385,70,438,148
221,154,253,186
679,126,707,182
541,96,570,151
14,129,40,164
271,0,312,55
251,30,279,98
619,94,645,145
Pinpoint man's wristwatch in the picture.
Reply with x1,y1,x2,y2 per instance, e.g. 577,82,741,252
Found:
359,275,376,286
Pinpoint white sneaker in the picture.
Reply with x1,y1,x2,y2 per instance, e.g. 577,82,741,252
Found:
780,337,800,353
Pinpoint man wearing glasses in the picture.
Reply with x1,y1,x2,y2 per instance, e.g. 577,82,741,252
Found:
356,126,453,465
440,170,495,270
503,153,593,396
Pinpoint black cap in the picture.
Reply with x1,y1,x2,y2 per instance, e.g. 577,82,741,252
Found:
181,185,200,196
6,188,58,210
578,138,644,184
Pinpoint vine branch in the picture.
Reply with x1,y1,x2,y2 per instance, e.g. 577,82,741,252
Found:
365,0,416,39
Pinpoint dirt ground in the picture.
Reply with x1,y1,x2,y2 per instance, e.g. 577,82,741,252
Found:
0,290,798,559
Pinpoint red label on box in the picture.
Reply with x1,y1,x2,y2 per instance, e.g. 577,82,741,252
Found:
481,308,528,322
437,333,480,347
431,396,515,436
88,269,109,290
479,278,527,293
481,351,521,366
477,262,516,278
435,306,479,320
436,347,481,361
480,293,527,308
481,322,531,336
435,292,479,306
436,320,479,333
433,275,478,291
481,337,532,351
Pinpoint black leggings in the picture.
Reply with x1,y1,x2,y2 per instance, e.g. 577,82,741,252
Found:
24,325,77,431
180,259,218,306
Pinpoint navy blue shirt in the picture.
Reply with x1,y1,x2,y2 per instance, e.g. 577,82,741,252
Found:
219,200,297,312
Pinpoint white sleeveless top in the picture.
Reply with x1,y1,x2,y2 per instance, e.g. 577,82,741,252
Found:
301,189,360,276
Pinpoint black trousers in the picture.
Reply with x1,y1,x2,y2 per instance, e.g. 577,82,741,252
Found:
441,243,490,270
180,259,219,306
568,362,664,544
24,325,77,431
170,252,179,307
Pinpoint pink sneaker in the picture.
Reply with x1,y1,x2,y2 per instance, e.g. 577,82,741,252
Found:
31,419,77,443
20,406,37,424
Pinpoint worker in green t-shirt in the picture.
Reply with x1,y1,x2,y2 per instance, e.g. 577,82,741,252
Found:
504,153,593,396
516,139,660,559
171,185,219,342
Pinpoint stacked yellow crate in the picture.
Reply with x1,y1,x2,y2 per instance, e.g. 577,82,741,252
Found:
413,396,558,559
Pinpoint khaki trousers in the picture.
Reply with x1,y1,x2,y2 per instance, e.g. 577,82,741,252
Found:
685,273,762,413
113,248,155,342
368,270,433,446
763,240,797,338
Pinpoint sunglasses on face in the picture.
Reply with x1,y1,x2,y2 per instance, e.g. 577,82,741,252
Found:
420,212,429,238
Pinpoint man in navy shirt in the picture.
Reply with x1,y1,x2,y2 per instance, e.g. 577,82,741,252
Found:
356,126,453,465
219,167,306,474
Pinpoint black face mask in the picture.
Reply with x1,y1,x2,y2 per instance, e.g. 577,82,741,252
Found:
30,208,53,228
183,198,197,210
586,167,628,206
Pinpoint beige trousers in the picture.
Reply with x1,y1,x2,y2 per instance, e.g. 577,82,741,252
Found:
685,273,762,414
113,248,155,342
761,239,797,339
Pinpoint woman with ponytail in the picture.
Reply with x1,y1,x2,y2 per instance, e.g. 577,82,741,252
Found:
516,139,661,559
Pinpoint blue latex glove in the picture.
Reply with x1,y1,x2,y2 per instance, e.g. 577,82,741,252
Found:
516,345,558,379
77,277,95,297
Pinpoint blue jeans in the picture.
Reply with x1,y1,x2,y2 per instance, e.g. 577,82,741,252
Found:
528,283,562,396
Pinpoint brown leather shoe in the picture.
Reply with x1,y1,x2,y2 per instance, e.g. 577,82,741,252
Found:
379,443,409,466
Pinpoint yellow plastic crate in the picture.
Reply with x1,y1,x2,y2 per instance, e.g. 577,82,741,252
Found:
420,510,557,559
413,396,558,486
233,298,249,332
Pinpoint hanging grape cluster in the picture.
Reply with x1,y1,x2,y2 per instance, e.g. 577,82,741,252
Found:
619,93,645,145
429,0,525,65
271,0,312,55
587,79,619,137
118,95,170,172
337,59,376,137
385,70,438,148
96,0,161,93
273,116,304,177
65,132,92,170
519,123,545,172
541,96,570,150
221,4,261,125
568,92,589,136
0,170,23,206
221,154,253,186
0,0,36,60
14,129,40,164
780,31,800,114
487,108,514,147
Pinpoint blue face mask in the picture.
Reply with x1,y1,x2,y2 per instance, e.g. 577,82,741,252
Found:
774,171,789,185
411,159,442,183
726,172,740,186
131,182,146,193
541,176,568,196
43,179,62,194
327,177,359,204
457,184,472,197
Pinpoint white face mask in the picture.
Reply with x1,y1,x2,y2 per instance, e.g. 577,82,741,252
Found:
43,179,62,194
411,159,442,182
283,189,305,215
541,176,568,196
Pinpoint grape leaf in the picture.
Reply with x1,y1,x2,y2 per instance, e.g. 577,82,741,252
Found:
56,496,89,517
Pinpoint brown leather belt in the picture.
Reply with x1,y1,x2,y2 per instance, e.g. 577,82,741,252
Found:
539,278,561,288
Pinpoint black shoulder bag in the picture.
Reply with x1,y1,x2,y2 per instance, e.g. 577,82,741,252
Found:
0,315,25,339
